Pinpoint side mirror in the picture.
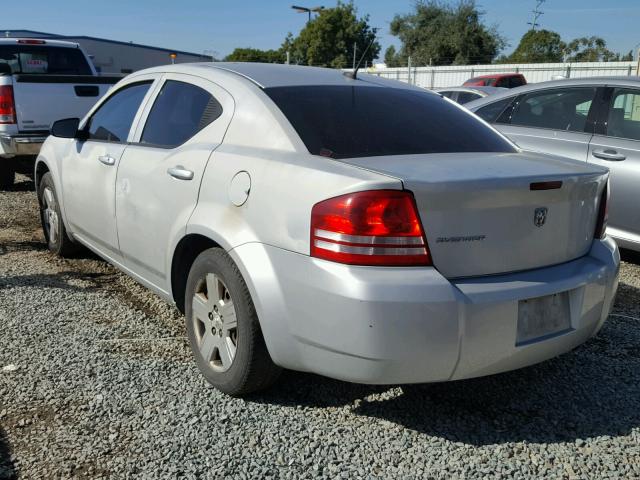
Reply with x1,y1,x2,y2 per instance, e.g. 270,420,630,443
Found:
50,118,81,139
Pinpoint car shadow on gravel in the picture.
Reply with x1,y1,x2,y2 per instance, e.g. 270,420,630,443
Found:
0,427,16,480
3,179,35,193
252,293,640,446
0,270,115,292
621,248,640,265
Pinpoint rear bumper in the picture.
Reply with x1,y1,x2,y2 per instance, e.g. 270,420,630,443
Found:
0,133,48,157
230,237,619,385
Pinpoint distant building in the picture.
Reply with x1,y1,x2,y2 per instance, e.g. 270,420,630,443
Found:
2,30,212,74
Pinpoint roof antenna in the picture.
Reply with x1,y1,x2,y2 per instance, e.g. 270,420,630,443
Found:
344,28,378,80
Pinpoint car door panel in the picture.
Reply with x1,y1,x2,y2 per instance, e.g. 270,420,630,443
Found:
492,87,597,162
496,124,593,162
588,136,640,244
115,74,234,291
587,87,640,245
61,79,156,260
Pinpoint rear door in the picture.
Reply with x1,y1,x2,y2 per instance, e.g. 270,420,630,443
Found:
492,86,597,162
62,78,155,261
115,74,234,290
587,86,640,244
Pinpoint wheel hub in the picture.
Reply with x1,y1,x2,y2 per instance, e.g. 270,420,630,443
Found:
191,273,238,372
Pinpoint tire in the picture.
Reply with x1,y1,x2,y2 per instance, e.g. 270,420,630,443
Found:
185,247,281,396
38,172,79,257
0,163,14,188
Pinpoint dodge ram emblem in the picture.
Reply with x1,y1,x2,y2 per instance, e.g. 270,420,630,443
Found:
534,207,548,227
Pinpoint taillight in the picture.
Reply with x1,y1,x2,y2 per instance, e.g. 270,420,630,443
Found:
594,181,609,239
310,190,431,266
0,86,16,124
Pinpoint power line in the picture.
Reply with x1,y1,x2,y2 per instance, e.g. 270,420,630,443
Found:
527,0,545,30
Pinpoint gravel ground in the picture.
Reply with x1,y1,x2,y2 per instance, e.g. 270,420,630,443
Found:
1,173,639,479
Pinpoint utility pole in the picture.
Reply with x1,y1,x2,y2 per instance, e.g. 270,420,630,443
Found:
286,51,290,65
527,0,545,30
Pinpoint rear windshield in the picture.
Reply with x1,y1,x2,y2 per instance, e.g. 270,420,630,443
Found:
0,45,92,75
265,85,515,159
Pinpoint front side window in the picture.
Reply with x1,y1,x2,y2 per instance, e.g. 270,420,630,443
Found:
265,86,516,159
87,82,151,142
140,80,222,148
606,89,640,141
474,96,516,123
509,87,596,132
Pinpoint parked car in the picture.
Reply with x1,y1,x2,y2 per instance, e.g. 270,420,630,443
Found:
35,63,618,396
466,76,640,252
435,86,506,104
0,38,120,187
463,73,527,88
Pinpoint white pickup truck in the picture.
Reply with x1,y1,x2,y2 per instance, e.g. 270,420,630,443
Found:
0,38,120,186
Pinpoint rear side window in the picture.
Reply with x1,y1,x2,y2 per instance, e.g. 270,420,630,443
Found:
457,92,482,104
473,96,516,123
606,88,640,141
509,76,526,88
141,80,222,148
87,82,151,142
509,87,596,132
265,86,516,159
0,45,92,75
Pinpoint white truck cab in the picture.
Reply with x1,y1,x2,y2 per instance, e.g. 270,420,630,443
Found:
0,38,119,186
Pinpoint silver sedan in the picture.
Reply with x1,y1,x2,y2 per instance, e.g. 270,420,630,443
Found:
35,63,619,396
466,77,640,252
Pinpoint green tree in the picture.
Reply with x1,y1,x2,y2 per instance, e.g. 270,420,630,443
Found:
224,48,285,63
504,29,565,63
564,36,617,62
384,45,403,67
620,50,634,61
286,1,380,68
386,0,505,66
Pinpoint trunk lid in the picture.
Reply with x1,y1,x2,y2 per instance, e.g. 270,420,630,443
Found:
338,152,608,278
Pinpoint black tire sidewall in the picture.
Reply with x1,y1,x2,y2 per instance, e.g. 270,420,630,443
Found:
184,248,258,394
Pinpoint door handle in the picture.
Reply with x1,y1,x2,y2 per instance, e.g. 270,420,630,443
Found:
98,155,116,166
167,165,194,181
592,149,626,161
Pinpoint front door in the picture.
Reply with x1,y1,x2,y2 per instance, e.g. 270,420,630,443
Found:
588,87,640,245
494,86,597,162
62,80,154,261
115,74,234,291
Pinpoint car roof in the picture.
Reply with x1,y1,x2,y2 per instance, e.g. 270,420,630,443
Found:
0,38,80,48
467,73,523,80
134,62,429,90
464,75,640,110
436,86,506,95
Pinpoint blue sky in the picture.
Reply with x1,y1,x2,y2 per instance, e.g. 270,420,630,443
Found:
4,0,639,61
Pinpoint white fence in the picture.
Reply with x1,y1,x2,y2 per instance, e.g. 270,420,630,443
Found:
366,61,638,89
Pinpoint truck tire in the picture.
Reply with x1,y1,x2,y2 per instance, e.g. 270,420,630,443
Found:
185,247,281,396
38,172,79,257
0,164,14,188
